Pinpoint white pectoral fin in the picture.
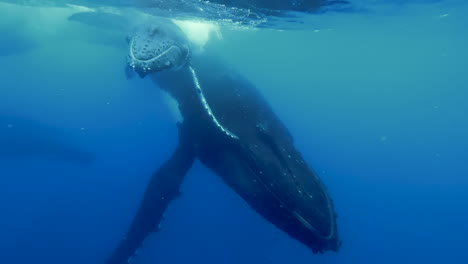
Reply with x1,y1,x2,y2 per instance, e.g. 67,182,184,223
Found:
160,89,184,123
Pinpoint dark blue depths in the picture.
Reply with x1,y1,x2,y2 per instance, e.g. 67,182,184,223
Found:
0,1,467,264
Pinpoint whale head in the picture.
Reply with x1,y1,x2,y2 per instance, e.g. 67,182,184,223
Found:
126,19,190,78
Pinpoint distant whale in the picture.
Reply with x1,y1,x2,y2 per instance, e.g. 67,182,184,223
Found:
68,11,130,31
106,19,339,264
0,27,36,57
0,114,93,164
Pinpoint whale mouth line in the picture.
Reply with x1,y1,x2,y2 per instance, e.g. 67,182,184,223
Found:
129,39,178,64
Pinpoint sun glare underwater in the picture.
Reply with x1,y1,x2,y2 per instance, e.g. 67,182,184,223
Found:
0,0,467,264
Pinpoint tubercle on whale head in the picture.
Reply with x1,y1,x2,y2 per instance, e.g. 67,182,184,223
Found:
126,20,191,78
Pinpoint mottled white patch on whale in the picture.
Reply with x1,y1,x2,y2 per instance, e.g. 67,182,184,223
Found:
172,19,221,51
66,4,94,13
159,89,183,123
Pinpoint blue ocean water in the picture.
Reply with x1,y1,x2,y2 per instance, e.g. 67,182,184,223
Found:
1,1,467,264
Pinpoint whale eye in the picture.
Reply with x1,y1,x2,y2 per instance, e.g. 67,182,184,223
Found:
148,25,160,36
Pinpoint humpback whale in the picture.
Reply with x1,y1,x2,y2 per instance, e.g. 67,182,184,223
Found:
107,19,339,264
68,11,130,31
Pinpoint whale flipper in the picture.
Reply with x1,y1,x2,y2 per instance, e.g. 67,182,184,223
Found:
107,124,195,264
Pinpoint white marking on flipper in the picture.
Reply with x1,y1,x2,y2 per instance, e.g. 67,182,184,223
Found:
292,210,315,231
